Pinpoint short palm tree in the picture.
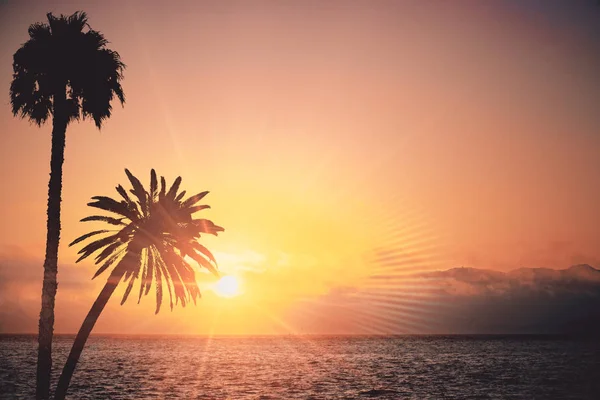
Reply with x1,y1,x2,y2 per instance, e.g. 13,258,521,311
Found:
53,169,223,400
9,11,125,399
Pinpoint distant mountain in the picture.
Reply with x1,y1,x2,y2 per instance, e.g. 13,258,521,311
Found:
426,266,506,283
289,264,600,335
416,264,600,292
425,264,600,282
406,264,600,334
563,264,600,281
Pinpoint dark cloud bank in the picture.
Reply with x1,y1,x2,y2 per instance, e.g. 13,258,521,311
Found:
365,264,600,335
288,264,600,335
418,264,600,335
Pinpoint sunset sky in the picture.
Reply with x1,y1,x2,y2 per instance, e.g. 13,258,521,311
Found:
1,0,599,335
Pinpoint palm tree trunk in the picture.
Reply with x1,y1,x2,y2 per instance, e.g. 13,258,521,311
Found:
53,267,124,400
36,100,68,400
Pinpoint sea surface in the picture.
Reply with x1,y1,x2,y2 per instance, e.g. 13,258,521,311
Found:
1,335,599,399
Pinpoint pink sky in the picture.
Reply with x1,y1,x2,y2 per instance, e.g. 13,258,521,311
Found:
0,0,599,334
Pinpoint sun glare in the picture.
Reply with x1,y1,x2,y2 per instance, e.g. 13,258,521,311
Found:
213,275,242,298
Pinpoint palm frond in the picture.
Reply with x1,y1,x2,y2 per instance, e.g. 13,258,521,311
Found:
188,250,219,278
64,11,88,32
121,250,142,305
192,219,225,236
160,176,167,199
11,11,125,128
175,190,186,202
156,253,174,311
145,247,156,296
191,241,218,265
80,215,125,226
155,259,163,314
93,241,125,266
76,234,119,263
172,255,200,305
138,248,150,304
69,230,110,247
125,169,148,215
182,191,209,208
150,169,158,201
188,205,210,214
71,169,224,313
115,185,132,204
92,248,125,279
27,22,51,41
88,196,136,220
166,176,182,200
165,260,186,307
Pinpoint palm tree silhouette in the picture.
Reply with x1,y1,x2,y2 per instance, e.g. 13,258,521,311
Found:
9,11,124,399
53,169,223,400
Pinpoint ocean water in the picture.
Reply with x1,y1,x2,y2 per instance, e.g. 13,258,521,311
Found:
1,335,599,399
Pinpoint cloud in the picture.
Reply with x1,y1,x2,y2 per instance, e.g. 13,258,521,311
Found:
282,264,600,335
4,240,600,335
210,250,269,274
0,247,95,291
427,266,600,335
0,246,100,333
421,264,600,296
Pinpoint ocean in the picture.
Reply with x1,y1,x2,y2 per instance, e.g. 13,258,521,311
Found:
1,335,599,399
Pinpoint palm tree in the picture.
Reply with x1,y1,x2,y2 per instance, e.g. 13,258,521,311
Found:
53,169,223,400
9,11,125,399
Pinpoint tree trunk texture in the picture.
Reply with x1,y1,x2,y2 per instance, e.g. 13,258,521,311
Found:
53,263,127,400
36,96,68,400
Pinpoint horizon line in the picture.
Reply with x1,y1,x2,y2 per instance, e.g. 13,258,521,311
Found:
1,332,596,338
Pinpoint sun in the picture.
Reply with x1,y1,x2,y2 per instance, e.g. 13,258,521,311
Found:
213,275,242,298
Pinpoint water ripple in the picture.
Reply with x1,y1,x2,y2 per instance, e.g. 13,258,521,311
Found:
1,335,599,399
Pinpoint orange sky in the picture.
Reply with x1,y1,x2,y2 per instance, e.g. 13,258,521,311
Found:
0,0,599,335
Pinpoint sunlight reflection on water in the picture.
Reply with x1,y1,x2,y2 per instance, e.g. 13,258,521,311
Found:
1,335,599,399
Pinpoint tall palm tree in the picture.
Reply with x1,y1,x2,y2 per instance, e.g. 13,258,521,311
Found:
53,169,224,400
9,11,125,399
